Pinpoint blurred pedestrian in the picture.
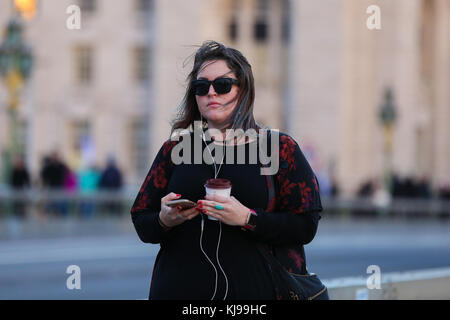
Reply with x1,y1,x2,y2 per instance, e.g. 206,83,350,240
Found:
354,179,377,217
330,175,340,197
64,168,78,193
40,152,69,217
439,184,450,200
78,165,100,218
416,177,431,199
131,41,326,300
357,179,375,198
9,155,30,219
40,152,67,189
99,156,123,215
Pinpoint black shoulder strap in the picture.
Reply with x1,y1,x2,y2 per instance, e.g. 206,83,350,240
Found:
261,129,277,210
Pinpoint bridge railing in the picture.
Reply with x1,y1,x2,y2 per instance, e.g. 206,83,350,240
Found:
1,189,450,218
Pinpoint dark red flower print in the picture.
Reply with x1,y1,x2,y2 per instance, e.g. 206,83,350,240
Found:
138,176,149,194
152,165,167,189
278,177,299,211
135,194,151,212
312,176,319,192
293,181,313,214
280,135,296,168
279,179,297,198
162,140,178,157
299,182,312,201
130,140,178,215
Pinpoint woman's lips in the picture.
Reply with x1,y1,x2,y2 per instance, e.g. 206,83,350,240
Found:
207,102,221,108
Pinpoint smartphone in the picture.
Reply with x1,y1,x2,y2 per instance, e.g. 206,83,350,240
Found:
165,199,196,210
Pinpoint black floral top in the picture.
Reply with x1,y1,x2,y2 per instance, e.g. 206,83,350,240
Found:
131,130,323,300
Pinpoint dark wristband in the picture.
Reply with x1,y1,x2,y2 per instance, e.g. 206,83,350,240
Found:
242,209,257,231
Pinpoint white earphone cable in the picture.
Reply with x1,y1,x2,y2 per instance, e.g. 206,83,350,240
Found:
200,216,218,300
200,216,229,300
199,114,236,300
216,221,229,300
201,116,231,179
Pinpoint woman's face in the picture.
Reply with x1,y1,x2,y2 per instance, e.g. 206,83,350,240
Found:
195,59,239,130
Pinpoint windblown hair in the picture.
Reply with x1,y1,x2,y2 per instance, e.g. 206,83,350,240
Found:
170,41,261,136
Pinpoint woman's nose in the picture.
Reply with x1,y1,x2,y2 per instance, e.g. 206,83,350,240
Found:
207,83,217,96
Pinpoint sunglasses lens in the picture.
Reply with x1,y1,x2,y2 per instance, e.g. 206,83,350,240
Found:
192,80,210,96
213,78,233,94
192,78,237,96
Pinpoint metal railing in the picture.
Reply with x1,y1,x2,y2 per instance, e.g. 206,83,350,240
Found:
1,189,450,218
322,196,450,217
0,189,136,217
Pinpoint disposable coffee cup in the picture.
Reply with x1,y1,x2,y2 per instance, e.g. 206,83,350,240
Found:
204,178,232,220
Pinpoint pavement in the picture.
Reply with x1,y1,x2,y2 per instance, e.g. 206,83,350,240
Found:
1,214,450,299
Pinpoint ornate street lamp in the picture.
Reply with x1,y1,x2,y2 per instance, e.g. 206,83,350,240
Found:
379,87,397,196
0,17,33,184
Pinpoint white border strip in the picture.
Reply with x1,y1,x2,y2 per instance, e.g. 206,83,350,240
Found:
323,266,450,289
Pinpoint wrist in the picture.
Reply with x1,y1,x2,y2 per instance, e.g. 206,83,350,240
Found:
158,212,172,231
242,209,257,231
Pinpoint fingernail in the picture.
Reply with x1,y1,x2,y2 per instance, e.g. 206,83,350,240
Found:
198,200,202,204
203,210,207,214
198,204,203,208
176,194,181,197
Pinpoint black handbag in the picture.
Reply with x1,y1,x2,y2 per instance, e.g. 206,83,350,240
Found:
256,244,329,300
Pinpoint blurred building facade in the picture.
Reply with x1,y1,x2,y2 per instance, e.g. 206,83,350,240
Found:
0,0,449,196
0,0,153,185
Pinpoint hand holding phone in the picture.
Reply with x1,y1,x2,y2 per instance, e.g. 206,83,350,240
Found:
159,193,200,229
165,199,196,210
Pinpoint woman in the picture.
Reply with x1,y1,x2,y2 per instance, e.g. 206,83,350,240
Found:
130,41,323,300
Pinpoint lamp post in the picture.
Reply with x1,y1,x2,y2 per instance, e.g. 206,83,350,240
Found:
379,88,397,197
0,17,33,184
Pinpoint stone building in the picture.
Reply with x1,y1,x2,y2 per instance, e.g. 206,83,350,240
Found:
0,0,448,196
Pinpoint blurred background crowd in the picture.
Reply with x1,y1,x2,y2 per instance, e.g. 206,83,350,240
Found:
10,152,122,194
7,152,123,218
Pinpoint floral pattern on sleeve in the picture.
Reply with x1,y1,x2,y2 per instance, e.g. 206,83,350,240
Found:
131,140,178,215
274,134,322,215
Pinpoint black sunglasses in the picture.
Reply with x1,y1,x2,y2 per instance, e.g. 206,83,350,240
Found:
191,77,239,96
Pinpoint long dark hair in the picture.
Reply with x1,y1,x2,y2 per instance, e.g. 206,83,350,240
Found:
170,41,260,135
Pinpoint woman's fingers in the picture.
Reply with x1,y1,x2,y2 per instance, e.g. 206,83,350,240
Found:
203,209,221,220
199,200,224,210
197,200,225,222
198,194,229,208
176,205,202,220
163,192,181,201
185,210,201,220
198,196,248,226
179,206,199,215
161,192,182,206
